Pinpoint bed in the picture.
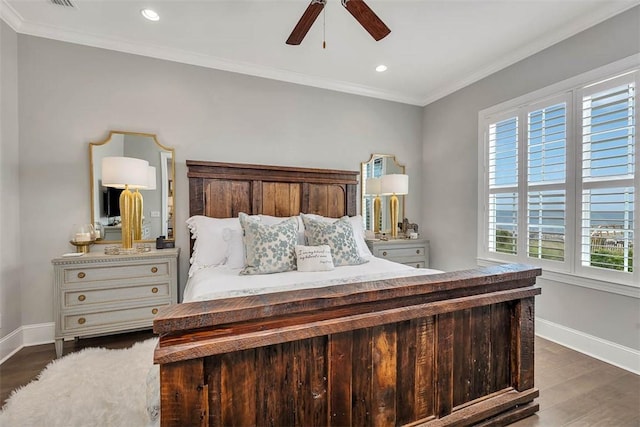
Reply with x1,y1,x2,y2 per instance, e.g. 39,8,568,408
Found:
153,160,541,427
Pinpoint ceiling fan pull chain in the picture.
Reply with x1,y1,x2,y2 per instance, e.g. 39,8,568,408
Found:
322,5,326,49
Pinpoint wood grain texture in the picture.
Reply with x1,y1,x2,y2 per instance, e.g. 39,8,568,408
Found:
328,331,353,426
160,359,208,427
352,328,373,426
154,264,541,335
512,297,535,391
8,334,637,427
372,324,397,426
153,161,545,427
436,312,454,418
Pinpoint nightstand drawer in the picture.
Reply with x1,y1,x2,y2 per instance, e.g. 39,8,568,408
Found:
64,262,169,284
403,261,426,269
64,282,170,308
63,303,169,331
374,246,425,259
366,238,429,268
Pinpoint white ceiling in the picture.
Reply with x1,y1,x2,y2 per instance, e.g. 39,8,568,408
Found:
2,0,638,106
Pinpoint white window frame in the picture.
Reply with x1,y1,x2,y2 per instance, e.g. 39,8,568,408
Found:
478,55,640,298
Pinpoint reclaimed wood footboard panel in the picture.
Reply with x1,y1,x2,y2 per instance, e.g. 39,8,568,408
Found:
154,264,541,427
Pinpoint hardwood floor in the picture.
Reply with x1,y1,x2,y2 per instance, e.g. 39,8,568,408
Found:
1,333,638,426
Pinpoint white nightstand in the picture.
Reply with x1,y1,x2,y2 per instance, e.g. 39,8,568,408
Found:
51,248,180,357
366,238,429,268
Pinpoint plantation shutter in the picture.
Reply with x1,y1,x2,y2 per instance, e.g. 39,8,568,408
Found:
488,115,518,254
580,73,636,273
363,158,384,231
526,101,567,262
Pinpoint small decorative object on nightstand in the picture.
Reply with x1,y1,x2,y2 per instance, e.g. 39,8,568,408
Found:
51,247,180,357
69,223,96,254
366,238,429,268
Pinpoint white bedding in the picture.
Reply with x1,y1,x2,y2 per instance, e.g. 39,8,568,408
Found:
183,255,443,302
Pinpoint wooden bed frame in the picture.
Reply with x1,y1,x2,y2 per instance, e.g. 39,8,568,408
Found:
153,160,541,427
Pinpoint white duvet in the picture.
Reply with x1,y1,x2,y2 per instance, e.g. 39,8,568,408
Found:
183,255,443,302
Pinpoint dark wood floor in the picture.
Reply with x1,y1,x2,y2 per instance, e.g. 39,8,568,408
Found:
1,332,638,426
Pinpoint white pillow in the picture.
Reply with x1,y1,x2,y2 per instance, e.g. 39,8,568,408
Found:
295,245,334,272
186,216,240,277
302,214,372,258
225,228,245,269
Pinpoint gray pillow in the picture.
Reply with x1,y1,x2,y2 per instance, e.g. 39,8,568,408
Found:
239,213,298,275
301,213,369,267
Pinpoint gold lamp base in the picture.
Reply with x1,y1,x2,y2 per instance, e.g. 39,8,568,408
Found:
373,195,381,233
389,193,399,239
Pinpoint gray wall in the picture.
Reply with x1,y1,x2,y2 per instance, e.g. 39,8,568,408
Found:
13,35,423,328
0,20,21,336
422,7,640,350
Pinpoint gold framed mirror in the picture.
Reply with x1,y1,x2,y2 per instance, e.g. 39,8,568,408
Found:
361,154,406,234
90,131,175,244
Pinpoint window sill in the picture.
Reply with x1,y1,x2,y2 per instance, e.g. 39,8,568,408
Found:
477,257,639,299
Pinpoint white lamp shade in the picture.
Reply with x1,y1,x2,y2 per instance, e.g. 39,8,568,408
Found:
102,157,150,189
380,174,409,195
365,177,381,195
144,166,157,191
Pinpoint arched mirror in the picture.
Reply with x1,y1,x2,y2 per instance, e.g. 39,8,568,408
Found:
361,154,406,235
90,131,175,244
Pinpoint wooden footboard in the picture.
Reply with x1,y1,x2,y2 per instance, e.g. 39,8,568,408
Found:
153,264,541,427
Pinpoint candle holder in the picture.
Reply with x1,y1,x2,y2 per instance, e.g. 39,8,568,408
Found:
69,224,96,254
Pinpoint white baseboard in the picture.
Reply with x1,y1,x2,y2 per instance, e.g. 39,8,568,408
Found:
536,318,640,375
0,322,54,365
0,327,23,365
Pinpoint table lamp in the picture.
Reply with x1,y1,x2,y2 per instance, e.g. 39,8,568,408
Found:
102,156,150,250
380,174,409,239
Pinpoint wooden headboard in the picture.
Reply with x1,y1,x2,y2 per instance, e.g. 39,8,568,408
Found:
187,160,359,219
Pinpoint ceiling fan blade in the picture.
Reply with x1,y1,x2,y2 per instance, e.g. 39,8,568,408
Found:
342,0,390,41
286,1,325,45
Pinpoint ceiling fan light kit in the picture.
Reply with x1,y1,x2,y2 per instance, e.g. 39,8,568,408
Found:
286,0,391,46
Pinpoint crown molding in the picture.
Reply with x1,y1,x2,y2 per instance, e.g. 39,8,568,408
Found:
9,12,425,106
3,0,638,107
0,0,23,32
420,1,640,106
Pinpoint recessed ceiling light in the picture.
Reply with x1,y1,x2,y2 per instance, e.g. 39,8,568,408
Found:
141,9,160,21
376,65,388,73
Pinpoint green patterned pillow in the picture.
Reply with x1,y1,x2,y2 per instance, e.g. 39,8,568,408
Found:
239,213,298,275
301,214,369,267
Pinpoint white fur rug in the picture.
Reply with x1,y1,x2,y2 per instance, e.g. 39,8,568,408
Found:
0,338,160,427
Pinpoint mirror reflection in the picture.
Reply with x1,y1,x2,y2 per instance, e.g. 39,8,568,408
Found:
361,154,406,234
90,131,175,244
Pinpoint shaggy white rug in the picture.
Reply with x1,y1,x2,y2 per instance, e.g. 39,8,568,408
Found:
0,338,160,427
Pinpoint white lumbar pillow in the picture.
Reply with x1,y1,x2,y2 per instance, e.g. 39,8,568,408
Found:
295,245,335,272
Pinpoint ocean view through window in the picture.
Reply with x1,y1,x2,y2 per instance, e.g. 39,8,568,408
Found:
479,60,638,287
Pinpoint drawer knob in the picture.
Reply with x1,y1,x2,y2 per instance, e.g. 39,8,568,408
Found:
416,249,421,254
78,317,86,325
78,295,86,302
77,272,86,279
152,308,158,315
382,251,388,256
151,287,159,294
151,267,158,273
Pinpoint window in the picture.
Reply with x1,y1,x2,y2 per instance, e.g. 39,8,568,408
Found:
580,76,635,274
479,65,638,287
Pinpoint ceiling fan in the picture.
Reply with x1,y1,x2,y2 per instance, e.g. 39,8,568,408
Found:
286,0,391,45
